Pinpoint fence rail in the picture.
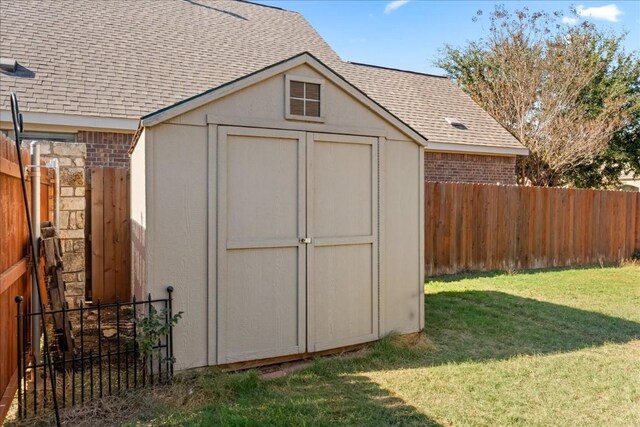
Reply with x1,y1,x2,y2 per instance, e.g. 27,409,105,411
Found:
0,134,53,422
14,288,174,420
425,182,640,276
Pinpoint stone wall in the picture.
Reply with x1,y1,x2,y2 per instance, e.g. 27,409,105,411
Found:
425,151,517,185
39,141,87,306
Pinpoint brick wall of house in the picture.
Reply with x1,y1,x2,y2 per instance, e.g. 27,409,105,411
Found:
79,131,134,169
425,152,516,185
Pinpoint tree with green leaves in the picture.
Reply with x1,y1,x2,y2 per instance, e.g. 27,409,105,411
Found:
567,106,640,188
436,6,640,187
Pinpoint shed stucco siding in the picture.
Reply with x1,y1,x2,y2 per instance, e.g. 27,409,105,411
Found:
145,123,209,370
130,129,146,301
382,139,423,335
425,151,516,185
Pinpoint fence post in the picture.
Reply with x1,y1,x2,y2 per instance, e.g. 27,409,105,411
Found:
15,296,23,418
133,294,137,388
116,298,121,393
147,293,153,386
30,142,41,365
167,286,174,378
80,300,85,404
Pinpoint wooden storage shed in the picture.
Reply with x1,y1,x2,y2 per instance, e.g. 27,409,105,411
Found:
130,53,426,370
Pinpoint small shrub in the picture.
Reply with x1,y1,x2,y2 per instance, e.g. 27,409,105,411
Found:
136,305,183,362
632,249,640,261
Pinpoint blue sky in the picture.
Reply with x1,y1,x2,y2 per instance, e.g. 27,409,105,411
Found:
256,1,640,75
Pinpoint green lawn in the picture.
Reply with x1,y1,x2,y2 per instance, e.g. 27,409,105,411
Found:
20,266,640,426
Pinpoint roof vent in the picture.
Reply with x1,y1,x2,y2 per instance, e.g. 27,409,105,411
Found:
445,117,467,130
0,58,18,73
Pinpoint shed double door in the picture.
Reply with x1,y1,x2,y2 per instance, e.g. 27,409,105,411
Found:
217,126,378,364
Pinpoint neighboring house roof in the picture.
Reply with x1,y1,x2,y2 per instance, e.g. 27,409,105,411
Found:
0,0,526,154
0,0,341,119
341,63,525,153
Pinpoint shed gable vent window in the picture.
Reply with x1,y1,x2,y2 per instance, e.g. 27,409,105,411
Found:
285,75,324,122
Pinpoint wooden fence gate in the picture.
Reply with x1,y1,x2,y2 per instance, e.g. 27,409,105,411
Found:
90,168,130,303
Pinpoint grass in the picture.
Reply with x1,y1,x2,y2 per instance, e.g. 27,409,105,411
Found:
9,265,640,426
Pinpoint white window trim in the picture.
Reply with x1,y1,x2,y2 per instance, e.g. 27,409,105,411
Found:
285,74,325,123
1,129,77,142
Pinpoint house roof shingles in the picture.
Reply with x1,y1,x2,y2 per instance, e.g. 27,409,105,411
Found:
341,63,521,149
0,0,524,151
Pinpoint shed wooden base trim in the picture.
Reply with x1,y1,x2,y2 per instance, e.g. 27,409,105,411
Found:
217,331,423,371
218,343,370,371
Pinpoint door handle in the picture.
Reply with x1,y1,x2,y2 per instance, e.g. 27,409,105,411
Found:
300,237,312,244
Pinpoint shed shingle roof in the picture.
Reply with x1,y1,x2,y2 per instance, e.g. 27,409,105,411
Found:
0,0,524,151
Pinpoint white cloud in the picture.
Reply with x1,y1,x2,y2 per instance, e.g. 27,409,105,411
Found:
562,16,578,25
384,0,410,14
576,4,623,22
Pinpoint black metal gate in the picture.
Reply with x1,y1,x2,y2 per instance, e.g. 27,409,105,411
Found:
14,287,175,419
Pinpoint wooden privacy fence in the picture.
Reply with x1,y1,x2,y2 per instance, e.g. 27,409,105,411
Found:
0,134,53,422
90,168,130,303
425,182,640,276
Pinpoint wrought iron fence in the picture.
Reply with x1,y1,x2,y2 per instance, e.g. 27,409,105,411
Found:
14,287,175,419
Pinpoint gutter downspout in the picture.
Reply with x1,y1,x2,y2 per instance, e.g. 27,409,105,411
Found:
26,146,61,363
47,158,60,234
